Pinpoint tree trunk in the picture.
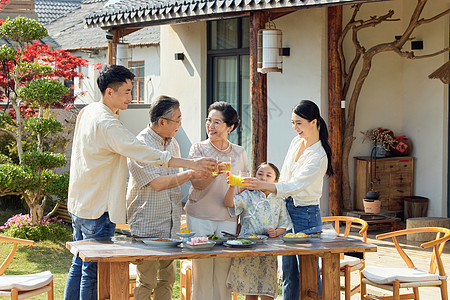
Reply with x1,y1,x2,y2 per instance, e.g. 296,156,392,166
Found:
25,191,45,224
342,54,374,209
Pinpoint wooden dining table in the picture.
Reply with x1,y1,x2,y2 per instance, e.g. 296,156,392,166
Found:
66,235,376,300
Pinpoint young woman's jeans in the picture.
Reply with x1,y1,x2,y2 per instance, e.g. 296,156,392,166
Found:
282,198,322,300
64,212,116,300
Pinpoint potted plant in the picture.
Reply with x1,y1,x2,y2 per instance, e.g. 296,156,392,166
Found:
361,127,396,157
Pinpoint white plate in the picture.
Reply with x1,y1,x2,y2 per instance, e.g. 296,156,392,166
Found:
280,236,310,243
239,235,268,243
184,241,216,250
139,238,182,247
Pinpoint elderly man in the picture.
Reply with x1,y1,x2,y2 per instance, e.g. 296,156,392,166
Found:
126,95,204,300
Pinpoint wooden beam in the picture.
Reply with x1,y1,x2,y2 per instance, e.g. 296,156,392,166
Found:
327,5,343,216
249,11,268,174
107,30,120,65
107,28,143,65
266,8,297,21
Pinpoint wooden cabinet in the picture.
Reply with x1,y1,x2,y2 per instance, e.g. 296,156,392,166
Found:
354,156,414,213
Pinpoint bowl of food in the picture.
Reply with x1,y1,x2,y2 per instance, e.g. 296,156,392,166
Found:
184,237,216,250
176,229,196,242
139,237,182,247
239,234,268,243
223,239,256,248
207,234,227,245
281,232,310,243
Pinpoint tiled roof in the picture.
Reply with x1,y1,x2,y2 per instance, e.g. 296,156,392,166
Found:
35,0,83,24
85,0,389,28
46,0,159,50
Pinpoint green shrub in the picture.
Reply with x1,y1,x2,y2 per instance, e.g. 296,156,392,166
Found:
0,213,72,242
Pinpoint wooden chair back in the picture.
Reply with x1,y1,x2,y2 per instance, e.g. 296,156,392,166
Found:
322,216,368,241
0,236,34,276
376,227,450,277
322,216,368,260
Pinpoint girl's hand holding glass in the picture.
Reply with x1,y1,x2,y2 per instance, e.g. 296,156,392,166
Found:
226,171,250,187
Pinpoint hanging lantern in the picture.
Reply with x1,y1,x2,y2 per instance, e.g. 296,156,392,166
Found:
257,23,282,74
116,43,130,67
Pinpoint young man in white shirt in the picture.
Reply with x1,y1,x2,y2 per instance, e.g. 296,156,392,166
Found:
64,65,215,300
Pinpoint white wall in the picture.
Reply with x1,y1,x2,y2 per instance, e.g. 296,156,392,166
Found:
268,8,330,215
344,0,449,216
159,22,207,155
74,45,161,106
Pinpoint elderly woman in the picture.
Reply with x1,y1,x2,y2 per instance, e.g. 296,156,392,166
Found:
185,101,249,300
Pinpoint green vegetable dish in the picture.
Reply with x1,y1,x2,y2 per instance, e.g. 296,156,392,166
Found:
207,234,222,240
237,239,252,245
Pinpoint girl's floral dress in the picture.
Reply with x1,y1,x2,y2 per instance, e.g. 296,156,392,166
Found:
226,190,291,297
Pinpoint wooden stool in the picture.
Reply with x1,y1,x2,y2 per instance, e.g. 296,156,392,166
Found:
406,217,450,241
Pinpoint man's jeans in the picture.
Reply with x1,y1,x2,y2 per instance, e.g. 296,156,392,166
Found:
64,212,116,300
282,198,322,300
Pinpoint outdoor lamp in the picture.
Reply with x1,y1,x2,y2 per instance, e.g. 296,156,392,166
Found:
116,43,130,67
257,23,283,73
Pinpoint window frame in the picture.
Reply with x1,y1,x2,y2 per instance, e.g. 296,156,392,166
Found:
206,17,250,145
128,61,145,104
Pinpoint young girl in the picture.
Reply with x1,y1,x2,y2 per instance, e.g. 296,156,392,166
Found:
224,162,291,300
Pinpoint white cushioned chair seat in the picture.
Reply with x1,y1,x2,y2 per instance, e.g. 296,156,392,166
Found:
129,263,137,280
340,255,362,268
0,271,53,291
319,256,362,270
362,266,439,284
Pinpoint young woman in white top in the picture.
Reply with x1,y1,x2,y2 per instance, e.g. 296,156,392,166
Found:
243,100,333,300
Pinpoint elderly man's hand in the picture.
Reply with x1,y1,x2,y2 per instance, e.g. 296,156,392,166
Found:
191,170,211,179
191,157,217,173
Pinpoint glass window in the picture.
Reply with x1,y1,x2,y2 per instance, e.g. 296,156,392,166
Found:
129,61,145,103
208,17,250,165
210,19,238,50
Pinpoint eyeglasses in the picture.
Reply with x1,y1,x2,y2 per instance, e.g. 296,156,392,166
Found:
205,118,225,127
161,117,182,125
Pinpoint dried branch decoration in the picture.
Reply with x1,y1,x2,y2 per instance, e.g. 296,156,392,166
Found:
361,128,396,151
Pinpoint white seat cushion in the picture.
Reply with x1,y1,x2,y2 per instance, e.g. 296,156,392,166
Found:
129,263,137,280
0,271,53,291
340,255,362,268
362,266,439,284
181,260,192,273
318,256,362,270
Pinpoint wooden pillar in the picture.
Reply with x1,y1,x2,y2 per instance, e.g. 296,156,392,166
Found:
107,30,120,65
249,11,267,174
328,6,343,216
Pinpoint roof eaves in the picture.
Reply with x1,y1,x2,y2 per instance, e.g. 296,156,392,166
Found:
85,0,390,28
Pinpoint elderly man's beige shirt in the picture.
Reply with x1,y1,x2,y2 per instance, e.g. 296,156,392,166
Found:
68,102,172,224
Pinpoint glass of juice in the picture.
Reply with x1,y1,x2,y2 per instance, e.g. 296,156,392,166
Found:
228,171,249,187
219,157,231,173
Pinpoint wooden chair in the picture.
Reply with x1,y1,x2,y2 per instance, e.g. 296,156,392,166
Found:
361,227,450,300
322,216,368,300
0,236,54,300
180,260,192,300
